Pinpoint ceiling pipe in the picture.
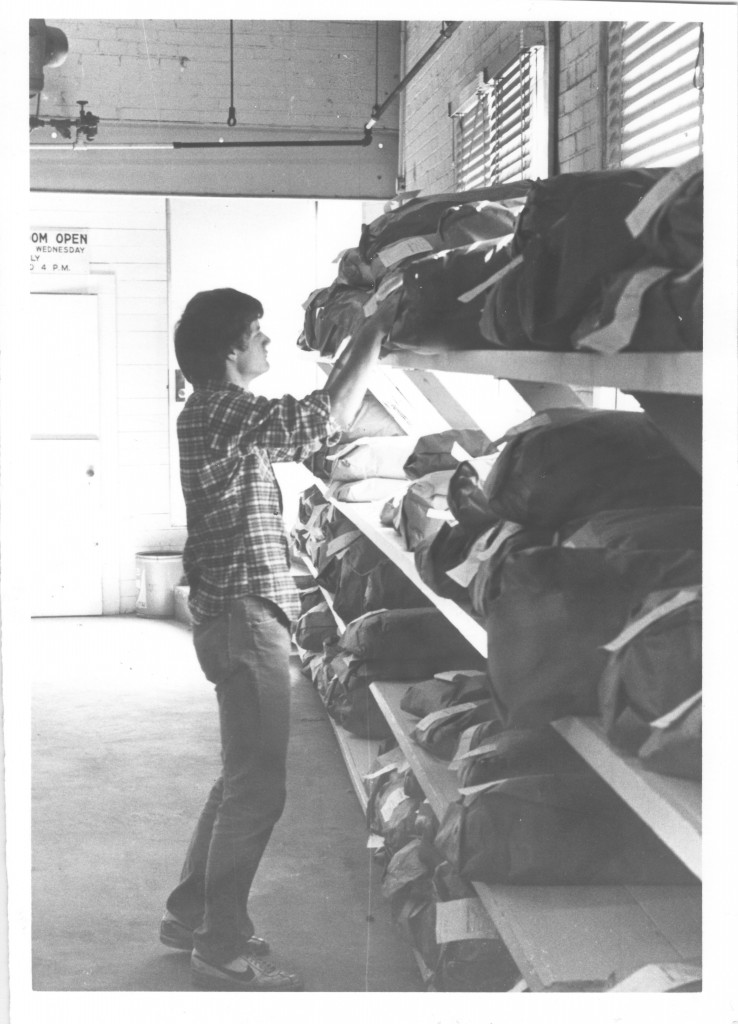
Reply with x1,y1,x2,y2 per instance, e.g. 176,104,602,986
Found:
31,21,463,153
364,21,462,130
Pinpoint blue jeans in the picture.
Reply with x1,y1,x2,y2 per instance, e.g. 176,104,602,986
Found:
165,595,292,965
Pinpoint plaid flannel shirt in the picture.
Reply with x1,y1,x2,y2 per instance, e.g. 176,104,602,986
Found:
178,382,339,624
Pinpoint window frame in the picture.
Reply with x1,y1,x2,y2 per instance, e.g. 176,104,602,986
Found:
605,20,704,169
450,25,548,191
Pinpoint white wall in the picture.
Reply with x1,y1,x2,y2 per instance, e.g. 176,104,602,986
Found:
30,193,182,613
29,193,369,611
168,196,369,528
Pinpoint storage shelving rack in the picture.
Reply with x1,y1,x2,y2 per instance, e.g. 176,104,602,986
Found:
300,344,702,991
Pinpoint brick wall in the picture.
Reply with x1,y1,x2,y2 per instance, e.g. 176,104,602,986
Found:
558,22,604,173
35,19,400,131
31,19,401,198
401,20,604,193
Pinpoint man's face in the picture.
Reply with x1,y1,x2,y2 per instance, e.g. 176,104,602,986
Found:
232,318,270,384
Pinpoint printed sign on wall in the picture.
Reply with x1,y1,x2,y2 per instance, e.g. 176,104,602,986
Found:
30,229,90,274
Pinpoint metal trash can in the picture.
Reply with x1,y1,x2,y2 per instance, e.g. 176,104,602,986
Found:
135,551,184,618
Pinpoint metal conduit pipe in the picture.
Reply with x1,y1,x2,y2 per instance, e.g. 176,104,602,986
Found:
364,21,462,130
31,21,463,152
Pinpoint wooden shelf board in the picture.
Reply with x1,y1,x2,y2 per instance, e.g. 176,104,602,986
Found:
472,883,701,991
326,715,381,815
371,680,701,992
552,716,701,879
325,499,701,877
328,498,488,655
370,679,460,816
382,350,702,396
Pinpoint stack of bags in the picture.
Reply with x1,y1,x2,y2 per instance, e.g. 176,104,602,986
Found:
378,430,499,559
292,487,485,739
297,183,531,358
391,671,697,893
432,708,698,889
325,435,417,504
307,606,486,740
298,157,702,359
480,158,703,353
410,407,702,783
304,391,405,485
364,746,521,992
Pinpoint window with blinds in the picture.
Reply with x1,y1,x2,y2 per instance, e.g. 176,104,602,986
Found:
452,44,545,191
606,21,704,168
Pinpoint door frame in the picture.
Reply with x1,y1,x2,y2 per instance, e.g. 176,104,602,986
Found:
30,273,120,614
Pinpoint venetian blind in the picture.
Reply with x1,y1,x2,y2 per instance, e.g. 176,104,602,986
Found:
607,21,704,168
454,48,542,190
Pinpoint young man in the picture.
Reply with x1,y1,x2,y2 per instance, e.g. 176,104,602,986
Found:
160,287,390,991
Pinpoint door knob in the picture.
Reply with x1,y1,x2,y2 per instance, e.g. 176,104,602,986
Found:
86,467,95,477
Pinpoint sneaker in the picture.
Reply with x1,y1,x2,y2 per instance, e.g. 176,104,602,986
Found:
160,914,270,956
190,949,303,991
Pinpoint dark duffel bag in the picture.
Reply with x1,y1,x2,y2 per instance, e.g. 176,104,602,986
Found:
479,256,540,350
435,770,697,885
296,583,325,616
397,862,521,992
360,182,533,263
410,701,497,761
633,157,703,269
381,837,439,904
598,587,702,766
454,723,582,791
384,282,496,355
403,430,498,481
638,691,702,781
572,261,702,353
367,768,423,854
483,408,702,530
428,862,522,992
438,199,521,248
309,515,362,591
447,457,499,532
294,600,339,653
388,241,511,347
336,246,374,288
332,534,428,624
486,546,702,727
451,520,555,618
401,901,521,992
339,607,484,672
563,505,702,552
507,167,668,349
298,281,370,356
321,654,396,739
413,522,472,604
397,470,455,551
400,670,491,719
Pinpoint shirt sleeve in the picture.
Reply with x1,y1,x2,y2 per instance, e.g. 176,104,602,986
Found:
205,388,341,456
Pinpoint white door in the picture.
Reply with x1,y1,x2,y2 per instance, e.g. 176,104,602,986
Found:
29,293,103,616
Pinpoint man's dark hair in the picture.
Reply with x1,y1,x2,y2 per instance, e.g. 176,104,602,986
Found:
174,288,264,385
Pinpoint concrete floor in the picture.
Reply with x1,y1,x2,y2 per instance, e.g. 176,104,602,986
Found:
30,615,421,992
